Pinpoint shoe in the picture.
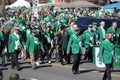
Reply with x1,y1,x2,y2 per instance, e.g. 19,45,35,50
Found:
72,70,80,75
72,71,77,75
36,62,40,66
48,61,51,64
76,71,81,74
38,60,43,64
17,68,21,71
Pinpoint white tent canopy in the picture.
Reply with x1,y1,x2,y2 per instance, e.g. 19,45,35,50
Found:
6,0,30,8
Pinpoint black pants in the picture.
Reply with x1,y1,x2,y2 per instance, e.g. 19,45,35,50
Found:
84,47,93,61
72,54,80,72
66,49,72,64
43,44,51,61
11,50,20,69
103,64,112,80
59,50,67,65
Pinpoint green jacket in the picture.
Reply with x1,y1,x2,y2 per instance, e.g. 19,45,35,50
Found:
107,27,115,42
97,27,106,42
8,33,18,53
83,30,93,48
66,27,75,36
0,31,4,41
43,31,51,44
34,36,43,50
67,34,82,54
98,39,114,64
55,21,60,32
26,34,34,53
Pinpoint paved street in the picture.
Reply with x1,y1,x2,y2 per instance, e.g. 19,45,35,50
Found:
0,59,120,80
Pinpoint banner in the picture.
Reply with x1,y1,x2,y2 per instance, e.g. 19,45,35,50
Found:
48,0,60,3
95,47,105,68
48,0,54,3
55,0,60,3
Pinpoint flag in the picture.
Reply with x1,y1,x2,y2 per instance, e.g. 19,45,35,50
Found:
48,0,60,3
55,0,60,3
48,0,54,3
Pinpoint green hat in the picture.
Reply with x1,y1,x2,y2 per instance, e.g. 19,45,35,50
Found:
92,22,97,25
26,21,30,25
88,24,92,28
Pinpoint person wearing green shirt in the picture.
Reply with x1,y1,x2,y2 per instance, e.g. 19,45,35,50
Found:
67,24,82,74
92,22,98,45
26,30,36,69
98,33,115,80
97,21,106,44
83,25,94,61
107,22,117,44
54,17,61,33
57,26,69,65
0,26,5,67
42,26,52,64
33,30,44,64
8,27,21,71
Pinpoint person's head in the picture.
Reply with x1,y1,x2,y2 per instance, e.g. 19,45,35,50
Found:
73,24,80,35
9,73,19,80
92,22,97,29
70,21,74,28
31,29,36,36
46,26,50,32
112,22,117,29
88,24,92,31
100,21,105,28
105,32,112,40
0,71,3,80
13,27,19,34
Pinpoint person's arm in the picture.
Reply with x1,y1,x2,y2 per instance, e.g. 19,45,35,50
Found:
67,36,73,54
8,34,13,52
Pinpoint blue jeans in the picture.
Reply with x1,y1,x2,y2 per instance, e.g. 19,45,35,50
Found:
1,52,5,65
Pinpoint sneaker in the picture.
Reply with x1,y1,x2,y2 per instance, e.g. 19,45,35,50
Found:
36,62,40,66
48,61,51,64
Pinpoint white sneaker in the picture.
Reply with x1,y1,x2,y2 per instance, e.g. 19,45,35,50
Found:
36,62,40,66
48,61,51,64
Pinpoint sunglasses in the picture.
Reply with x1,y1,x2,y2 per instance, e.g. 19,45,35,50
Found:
75,29,80,31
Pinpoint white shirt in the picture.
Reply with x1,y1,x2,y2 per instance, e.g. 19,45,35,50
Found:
100,26,105,38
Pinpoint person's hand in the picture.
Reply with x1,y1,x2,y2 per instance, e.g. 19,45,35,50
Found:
67,52,69,55
96,41,100,45
90,43,93,47
42,48,45,53
24,46,26,50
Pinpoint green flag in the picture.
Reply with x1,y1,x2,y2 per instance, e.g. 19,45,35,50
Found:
48,0,54,3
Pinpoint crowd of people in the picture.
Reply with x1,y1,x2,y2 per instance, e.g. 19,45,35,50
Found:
0,6,120,80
